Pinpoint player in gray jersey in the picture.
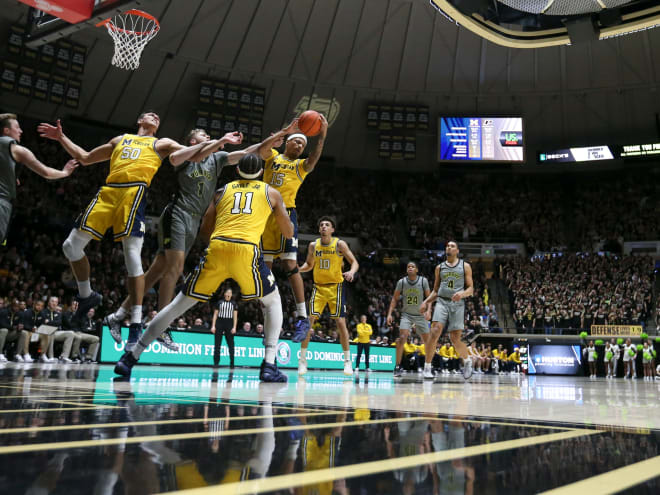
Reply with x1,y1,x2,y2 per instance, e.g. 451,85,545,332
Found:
421,241,474,380
0,113,77,243
105,128,249,350
387,261,431,377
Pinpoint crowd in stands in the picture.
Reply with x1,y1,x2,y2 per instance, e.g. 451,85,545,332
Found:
1,119,657,359
295,169,397,253
401,174,566,253
501,253,655,333
573,173,660,250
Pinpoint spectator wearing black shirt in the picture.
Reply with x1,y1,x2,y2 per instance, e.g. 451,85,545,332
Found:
69,303,100,363
0,299,28,362
21,299,50,362
211,288,237,368
43,296,74,363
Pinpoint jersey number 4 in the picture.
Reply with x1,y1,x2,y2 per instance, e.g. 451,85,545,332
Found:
230,192,253,215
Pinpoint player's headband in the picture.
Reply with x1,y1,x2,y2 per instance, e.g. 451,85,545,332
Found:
238,169,262,179
287,133,307,145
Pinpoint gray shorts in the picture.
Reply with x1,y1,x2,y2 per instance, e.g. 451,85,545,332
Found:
158,203,200,256
432,298,464,331
399,313,430,334
0,198,12,243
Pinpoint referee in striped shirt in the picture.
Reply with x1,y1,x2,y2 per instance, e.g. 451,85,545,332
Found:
211,288,238,368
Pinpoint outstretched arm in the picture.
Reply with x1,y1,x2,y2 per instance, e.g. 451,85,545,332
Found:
170,132,244,167
37,119,115,165
11,144,78,180
302,113,328,173
338,240,359,282
226,134,283,166
256,119,299,160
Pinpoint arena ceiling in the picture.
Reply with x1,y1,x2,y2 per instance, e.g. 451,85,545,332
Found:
1,0,660,169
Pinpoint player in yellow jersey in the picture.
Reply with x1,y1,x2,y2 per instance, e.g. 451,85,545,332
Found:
297,216,359,376
38,113,235,338
257,116,329,342
115,154,293,382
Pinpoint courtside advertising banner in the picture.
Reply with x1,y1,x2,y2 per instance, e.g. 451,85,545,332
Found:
99,327,396,371
528,344,582,375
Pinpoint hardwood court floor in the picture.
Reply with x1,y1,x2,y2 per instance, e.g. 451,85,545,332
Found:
0,363,658,494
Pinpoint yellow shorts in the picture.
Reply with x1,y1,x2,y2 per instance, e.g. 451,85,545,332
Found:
184,237,276,302
310,283,346,319
77,183,147,241
261,208,298,259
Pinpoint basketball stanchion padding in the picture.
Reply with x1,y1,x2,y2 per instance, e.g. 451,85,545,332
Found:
97,9,160,70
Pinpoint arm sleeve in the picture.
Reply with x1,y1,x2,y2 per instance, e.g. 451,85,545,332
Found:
213,151,229,177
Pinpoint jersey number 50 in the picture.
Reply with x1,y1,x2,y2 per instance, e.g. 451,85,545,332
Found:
120,147,142,160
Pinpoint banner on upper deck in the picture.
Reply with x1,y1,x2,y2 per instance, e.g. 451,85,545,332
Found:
590,325,642,336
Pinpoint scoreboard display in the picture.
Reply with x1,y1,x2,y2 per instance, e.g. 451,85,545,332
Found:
439,117,524,162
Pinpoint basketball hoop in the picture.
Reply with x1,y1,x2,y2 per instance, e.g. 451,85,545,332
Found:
97,10,160,71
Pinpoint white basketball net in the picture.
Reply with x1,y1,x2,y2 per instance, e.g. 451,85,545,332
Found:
98,10,160,71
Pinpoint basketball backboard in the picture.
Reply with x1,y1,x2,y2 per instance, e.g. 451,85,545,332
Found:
24,0,142,48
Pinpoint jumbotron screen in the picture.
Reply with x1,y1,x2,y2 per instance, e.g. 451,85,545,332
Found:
439,117,524,162
528,345,582,376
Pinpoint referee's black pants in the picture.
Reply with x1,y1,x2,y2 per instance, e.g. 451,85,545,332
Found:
213,325,235,367
355,342,370,370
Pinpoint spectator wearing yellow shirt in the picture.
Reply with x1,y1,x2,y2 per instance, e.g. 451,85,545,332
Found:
436,342,459,374
508,347,521,374
492,344,503,374
412,335,426,372
354,315,373,374
499,349,509,373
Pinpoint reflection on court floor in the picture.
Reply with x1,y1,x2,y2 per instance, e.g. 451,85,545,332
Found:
0,363,658,494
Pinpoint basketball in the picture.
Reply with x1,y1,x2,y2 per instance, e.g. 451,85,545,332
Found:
297,110,323,137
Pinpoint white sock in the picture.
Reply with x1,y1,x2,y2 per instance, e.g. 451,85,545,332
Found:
300,349,307,362
132,341,148,359
78,280,92,299
344,350,350,361
130,306,142,324
261,289,283,365
112,306,128,322
296,302,307,318
132,293,197,359
425,362,432,370
265,345,277,364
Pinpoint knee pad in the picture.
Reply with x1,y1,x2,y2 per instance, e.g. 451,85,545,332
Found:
62,230,92,262
122,236,144,277
285,266,299,278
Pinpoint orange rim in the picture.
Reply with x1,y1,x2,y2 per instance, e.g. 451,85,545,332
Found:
96,9,160,35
